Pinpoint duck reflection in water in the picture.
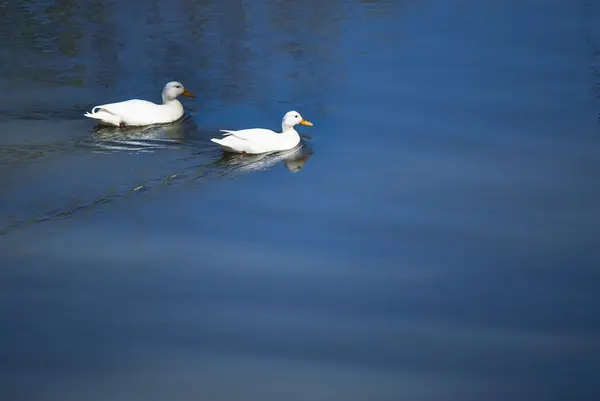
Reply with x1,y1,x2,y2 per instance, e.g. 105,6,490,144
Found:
90,116,195,152
218,143,313,174
91,117,191,141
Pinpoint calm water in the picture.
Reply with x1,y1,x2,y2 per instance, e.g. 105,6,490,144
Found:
1,0,600,400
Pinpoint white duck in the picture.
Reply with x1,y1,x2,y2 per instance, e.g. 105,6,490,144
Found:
211,111,313,154
84,81,196,127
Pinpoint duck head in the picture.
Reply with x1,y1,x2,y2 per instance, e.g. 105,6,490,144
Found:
162,81,196,103
282,110,313,131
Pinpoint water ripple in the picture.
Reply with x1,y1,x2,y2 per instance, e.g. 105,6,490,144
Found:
0,142,314,235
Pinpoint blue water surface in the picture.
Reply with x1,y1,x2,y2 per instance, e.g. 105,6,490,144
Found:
1,0,600,400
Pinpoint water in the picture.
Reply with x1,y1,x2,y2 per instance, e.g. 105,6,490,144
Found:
1,0,600,400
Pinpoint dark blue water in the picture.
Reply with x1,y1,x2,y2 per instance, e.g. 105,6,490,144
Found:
1,0,600,400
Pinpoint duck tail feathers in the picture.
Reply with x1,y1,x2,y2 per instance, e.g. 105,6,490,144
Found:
84,106,120,126
211,138,239,153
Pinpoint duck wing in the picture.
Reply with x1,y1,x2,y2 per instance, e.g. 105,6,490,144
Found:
91,99,162,124
219,128,277,142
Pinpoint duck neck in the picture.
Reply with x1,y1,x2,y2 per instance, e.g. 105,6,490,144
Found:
282,124,296,134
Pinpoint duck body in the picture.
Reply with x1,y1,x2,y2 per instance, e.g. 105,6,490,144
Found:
85,99,184,127
211,111,313,155
84,81,195,127
212,128,300,155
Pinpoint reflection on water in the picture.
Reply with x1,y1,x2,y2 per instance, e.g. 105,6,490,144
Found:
283,147,312,173
218,143,313,174
2,0,600,400
90,115,192,152
0,0,343,111
92,118,187,142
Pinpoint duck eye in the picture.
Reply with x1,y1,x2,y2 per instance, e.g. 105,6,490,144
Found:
295,115,299,118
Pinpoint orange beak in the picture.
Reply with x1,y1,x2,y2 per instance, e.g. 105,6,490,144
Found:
182,89,196,98
299,119,313,126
